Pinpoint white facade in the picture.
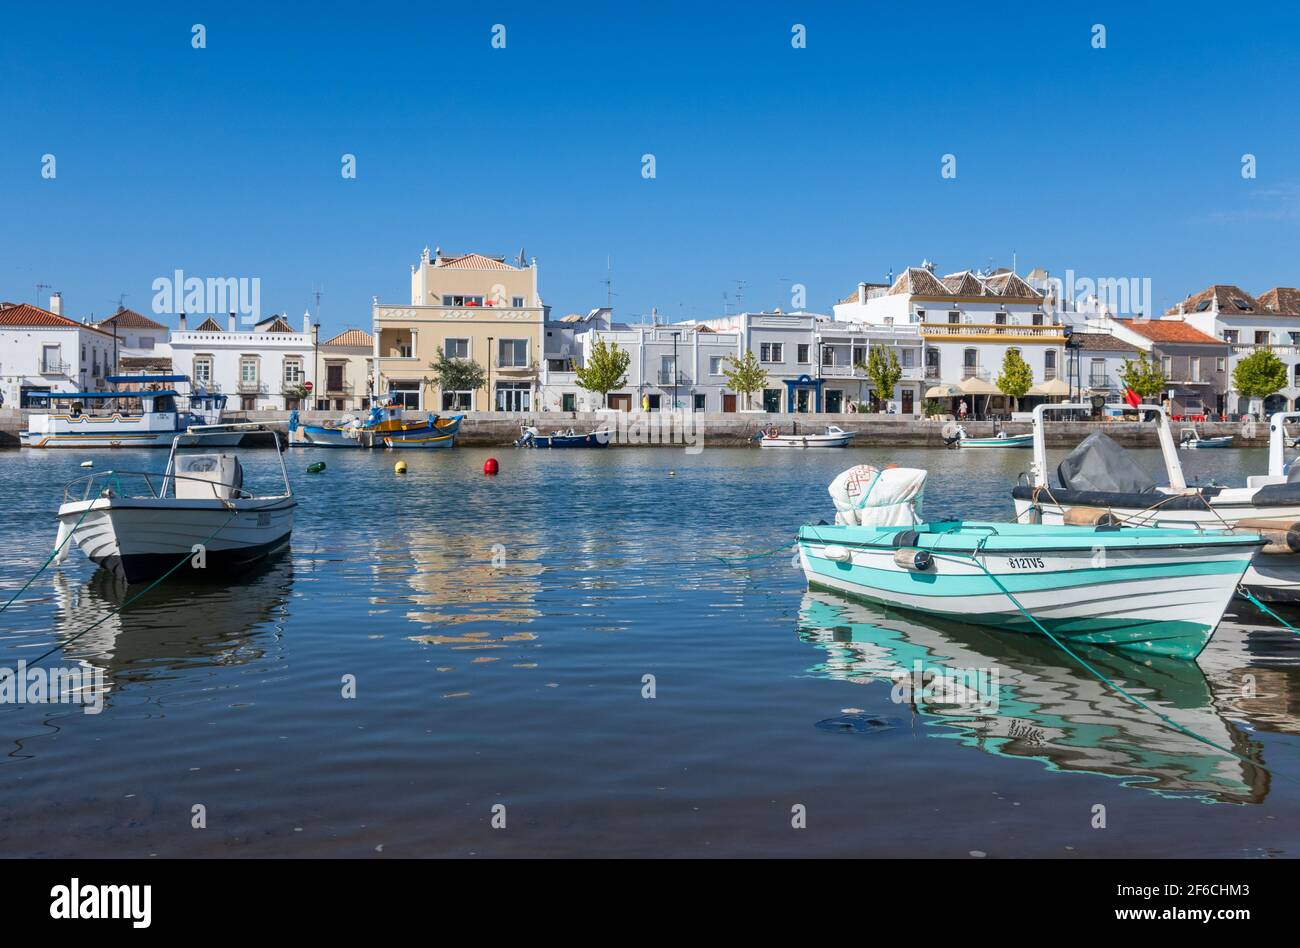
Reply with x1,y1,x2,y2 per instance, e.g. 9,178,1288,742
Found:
0,300,116,407
169,312,318,411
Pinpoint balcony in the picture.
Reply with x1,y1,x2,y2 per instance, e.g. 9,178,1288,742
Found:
1088,374,1111,389
818,364,861,378
495,360,537,374
657,370,692,386
325,380,354,395
1232,344,1300,358
924,364,940,380
39,359,72,376
960,365,984,380
238,381,268,394
920,323,1067,341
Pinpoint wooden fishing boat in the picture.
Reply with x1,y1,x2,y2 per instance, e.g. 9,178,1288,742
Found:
758,424,854,449
514,425,611,448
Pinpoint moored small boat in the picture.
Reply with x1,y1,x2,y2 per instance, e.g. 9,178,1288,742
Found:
53,431,296,583
801,464,1261,659
515,425,611,448
1179,426,1233,449
758,424,854,448
960,431,1033,448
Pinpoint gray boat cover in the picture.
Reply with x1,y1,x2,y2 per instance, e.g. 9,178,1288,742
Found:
1056,432,1158,494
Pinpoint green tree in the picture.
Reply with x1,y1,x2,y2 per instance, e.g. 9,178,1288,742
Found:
861,346,902,410
996,347,1034,411
575,337,631,408
722,349,768,410
1118,351,1167,401
1233,348,1288,416
428,347,487,407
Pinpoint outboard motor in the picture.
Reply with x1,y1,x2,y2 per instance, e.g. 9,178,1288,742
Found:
941,421,965,448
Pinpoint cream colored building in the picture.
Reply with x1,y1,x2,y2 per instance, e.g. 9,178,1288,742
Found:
373,248,545,411
318,328,373,411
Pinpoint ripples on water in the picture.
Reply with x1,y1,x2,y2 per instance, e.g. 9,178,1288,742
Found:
0,444,1298,856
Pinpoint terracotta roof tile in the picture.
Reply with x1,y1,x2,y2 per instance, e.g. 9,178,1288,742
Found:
97,307,168,330
192,317,224,332
1257,287,1300,317
435,252,520,271
322,328,373,347
0,303,110,335
1165,284,1261,316
1116,318,1226,345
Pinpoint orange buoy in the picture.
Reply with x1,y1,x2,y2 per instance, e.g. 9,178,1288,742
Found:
484,457,499,475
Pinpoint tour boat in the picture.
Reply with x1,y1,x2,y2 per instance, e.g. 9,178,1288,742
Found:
1012,403,1300,601
515,425,611,448
20,375,226,448
53,432,296,583
1178,427,1234,449
758,424,855,448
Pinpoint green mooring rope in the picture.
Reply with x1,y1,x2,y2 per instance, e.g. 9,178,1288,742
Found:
1238,587,1300,636
0,502,95,617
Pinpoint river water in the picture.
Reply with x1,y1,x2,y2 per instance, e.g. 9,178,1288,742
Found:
1,443,1297,857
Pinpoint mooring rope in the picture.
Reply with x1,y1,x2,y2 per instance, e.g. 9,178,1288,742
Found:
0,502,94,617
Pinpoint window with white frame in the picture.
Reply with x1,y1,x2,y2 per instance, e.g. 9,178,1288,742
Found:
498,338,528,367
511,296,525,308
43,345,62,372
442,295,484,307
138,336,155,350
759,343,783,363
240,357,259,385
797,344,811,363
444,338,470,360
441,390,472,411
284,358,304,385
1161,355,1172,377
193,356,213,388
389,381,422,410
709,355,723,375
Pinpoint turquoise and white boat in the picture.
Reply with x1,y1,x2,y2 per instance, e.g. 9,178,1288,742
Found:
798,520,1260,660
801,464,1260,660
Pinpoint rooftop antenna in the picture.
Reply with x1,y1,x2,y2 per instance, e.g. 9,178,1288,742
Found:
115,292,128,311
600,255,616,310
35,282,51,305
734,280,746,312
312,284,324,322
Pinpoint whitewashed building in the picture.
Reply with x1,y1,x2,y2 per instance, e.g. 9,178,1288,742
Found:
319,328,374,412
94,307,173,376
834,264,1067,413
169,311,318,411
0,296,116,407
1172,284,1300,414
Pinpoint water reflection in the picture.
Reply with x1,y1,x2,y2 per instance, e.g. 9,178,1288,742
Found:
50,559,292,696
796,590,1300,804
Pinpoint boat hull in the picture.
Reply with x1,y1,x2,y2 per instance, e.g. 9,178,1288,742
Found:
526,433,610,448
760,435,855,448
1012,491,1300,602
798,523,1257,659
56,497,296,584
960,434,1033,448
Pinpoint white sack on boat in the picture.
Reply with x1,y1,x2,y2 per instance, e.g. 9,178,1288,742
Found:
828,465,927,526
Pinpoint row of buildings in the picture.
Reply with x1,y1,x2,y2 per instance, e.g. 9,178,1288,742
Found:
5,251,1300,418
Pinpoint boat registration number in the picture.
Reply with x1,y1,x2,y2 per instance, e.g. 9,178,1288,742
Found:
1006,556,1045,569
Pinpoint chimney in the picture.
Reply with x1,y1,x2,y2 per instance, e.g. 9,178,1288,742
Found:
49,292,62,315
857,282,867,305
179,311,187,331
228,312,236,332
303,309,311,334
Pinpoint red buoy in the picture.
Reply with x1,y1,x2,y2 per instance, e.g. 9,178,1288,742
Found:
484,457,499,475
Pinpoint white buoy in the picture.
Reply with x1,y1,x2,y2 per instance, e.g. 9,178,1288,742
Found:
80,460,93,468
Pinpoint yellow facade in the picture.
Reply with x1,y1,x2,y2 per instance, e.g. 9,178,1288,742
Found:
373,249,544,411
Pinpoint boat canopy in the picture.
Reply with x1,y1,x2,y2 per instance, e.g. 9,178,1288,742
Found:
1057,432,1157,494
106,374,190,384
57,389,182,399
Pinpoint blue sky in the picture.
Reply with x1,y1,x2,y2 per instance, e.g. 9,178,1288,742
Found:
2,1,1298,333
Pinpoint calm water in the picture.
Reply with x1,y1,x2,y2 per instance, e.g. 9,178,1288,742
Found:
1,443,1298,857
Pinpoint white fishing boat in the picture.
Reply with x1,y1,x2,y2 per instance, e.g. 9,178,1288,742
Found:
19,375,227,448
1012,403,1300,601
758,423,855,448
800,465,1260,659
53,431,296,584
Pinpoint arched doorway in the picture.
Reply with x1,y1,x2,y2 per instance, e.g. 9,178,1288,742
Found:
1264,393,1289,417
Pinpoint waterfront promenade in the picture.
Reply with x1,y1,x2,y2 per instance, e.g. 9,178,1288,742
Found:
0,408,1262,448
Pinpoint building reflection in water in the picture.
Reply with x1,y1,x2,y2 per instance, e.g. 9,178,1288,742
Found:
797,591,1300,804
367,525,543,649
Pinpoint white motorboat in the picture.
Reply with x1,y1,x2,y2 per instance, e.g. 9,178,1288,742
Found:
1012,404,1300,601
53,431,296,584
1178,426,1234,449
758,424,855,448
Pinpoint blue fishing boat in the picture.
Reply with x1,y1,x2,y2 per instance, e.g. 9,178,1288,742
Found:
292,400,463,448
514,425,611,448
